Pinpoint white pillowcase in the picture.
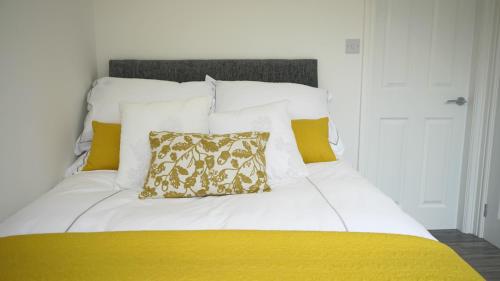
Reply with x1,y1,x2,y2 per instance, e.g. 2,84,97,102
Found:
116,96,213,189
75,77,215,155
64,152,88,177
209,78,344,156
209,101,308,184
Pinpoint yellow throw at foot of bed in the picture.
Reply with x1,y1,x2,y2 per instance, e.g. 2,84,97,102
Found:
0,230,483,281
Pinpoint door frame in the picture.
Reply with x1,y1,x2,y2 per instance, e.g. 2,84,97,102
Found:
357,0,374,173
359,0,500,234
461,0,500,236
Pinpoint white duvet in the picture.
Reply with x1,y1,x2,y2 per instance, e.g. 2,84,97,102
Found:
0,161,434,240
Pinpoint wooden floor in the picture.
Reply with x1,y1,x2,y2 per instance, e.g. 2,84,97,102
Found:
430,230,500,280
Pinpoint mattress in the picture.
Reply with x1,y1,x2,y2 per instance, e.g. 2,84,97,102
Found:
0,161,433,240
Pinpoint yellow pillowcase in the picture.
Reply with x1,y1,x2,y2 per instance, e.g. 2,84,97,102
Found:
82,121,121,171
291,117,336,163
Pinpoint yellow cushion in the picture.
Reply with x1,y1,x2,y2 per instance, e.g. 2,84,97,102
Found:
82,121,121,171
291,117,336,163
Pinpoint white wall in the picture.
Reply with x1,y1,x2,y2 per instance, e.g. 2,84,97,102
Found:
0,0,97,221
93,0,365,165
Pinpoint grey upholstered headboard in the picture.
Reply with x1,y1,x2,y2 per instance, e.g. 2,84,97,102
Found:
109,59,318,87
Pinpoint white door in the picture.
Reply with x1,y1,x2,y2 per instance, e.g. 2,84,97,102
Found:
360,0,476,229
484,87,500,248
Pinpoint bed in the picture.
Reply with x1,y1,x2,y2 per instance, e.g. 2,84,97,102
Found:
0,60,482,280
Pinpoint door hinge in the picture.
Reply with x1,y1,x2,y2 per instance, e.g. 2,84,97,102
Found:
484,204,488,217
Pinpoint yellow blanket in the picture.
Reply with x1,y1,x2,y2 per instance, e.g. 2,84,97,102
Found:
0,231,482,281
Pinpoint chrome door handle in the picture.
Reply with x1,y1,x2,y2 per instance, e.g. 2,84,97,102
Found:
446,97,467,106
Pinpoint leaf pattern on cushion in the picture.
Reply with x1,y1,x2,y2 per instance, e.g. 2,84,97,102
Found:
140,131,271,199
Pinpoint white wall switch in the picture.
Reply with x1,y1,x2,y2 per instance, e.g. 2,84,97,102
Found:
345,39,361,54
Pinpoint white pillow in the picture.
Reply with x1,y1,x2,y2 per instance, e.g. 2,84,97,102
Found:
209,101,308,184
116,96,212,189
75,77,215,155
209,78,344,155
64,152,88,177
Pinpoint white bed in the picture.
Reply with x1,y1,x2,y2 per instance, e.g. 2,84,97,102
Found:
4,60,483,281
0,161,433,240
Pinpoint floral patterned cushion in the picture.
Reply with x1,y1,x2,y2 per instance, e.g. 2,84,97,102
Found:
140,131,271,199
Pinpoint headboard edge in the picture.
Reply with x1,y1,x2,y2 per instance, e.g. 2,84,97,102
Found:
109,59,318,87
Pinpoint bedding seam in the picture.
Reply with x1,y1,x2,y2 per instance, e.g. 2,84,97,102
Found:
65,190,123,232
306,177,349,232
